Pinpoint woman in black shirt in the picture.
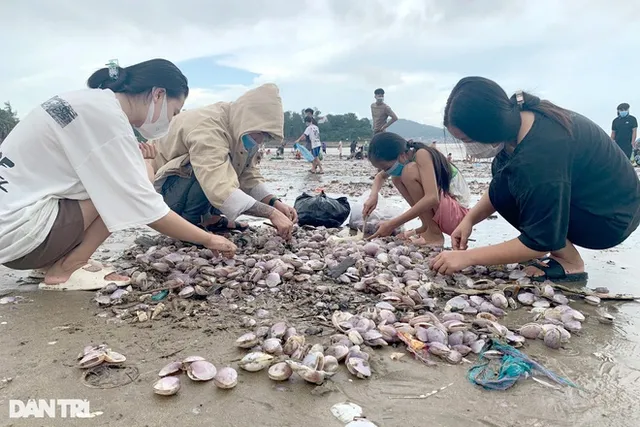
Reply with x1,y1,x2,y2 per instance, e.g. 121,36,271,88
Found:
431,76,640,282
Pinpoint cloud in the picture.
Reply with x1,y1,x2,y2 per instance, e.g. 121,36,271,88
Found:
2,0,639,130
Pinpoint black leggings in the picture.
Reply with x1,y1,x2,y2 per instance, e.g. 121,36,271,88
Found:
160,174,222,225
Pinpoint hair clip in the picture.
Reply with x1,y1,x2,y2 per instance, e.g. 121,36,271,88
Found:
515,90,525,108
106,59,119,80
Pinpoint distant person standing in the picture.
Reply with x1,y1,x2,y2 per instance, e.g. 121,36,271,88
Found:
295,116,323,174
321,140,327,154
371,88,398,134
304,108,318,125
447,153,453,163
350,139,357,158
338,140,343,159
611,103,637,159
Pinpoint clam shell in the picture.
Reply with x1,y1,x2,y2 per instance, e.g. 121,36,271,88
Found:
445,350,462,364
517,292,535,306
186,360,217,381
490,293,509,309
426,327,447,344
153,376,180,396
323,355,340,374
543,327,562,349
104,350,126,364
519,323,543,340
585,295,601,305
213,367,238,389
236,332,260,349
452,344,472,356
178,286,195,298
325,344,349,361
270,322,288,339
268,362,293,381
448,331,465,347
158,361,183,377
363,242,380,256
346,357,371,379
470,339,486,354
262,338,283,355
348,330,364,345
239,352,274,372
265,272,281,288
441,313,465,322
182,355,206,365
78,350,105,368
427,342,451,357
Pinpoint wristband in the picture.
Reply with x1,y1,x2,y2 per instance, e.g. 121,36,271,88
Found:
268,197,280,207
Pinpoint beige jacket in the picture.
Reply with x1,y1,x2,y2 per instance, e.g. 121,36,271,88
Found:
152,84,284,220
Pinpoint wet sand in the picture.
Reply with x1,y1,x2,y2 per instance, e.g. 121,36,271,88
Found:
1,150,639,427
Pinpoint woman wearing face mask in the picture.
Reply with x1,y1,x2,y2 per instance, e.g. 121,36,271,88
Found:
0,59,236,290
363,132,470,246
431,76,640,281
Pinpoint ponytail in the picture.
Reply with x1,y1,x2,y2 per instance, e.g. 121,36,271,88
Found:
87,58,189,99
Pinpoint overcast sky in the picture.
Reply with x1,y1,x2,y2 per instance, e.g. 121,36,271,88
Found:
1,0,639,131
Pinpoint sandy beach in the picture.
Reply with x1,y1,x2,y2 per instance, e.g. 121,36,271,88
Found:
1,150,639,427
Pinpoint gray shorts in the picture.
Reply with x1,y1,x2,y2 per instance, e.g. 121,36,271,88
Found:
4,199,84,270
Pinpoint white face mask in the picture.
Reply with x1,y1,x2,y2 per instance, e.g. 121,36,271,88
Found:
135,90,170,140
464,142,505,158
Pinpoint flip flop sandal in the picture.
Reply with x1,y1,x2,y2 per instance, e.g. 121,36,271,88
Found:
204,216,249,234
39,264,130,291
528,258,588,284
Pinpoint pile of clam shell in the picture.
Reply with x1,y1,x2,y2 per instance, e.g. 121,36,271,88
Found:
101,226,614,366
77,344,126,369
234,320,370,385
154,356,237,396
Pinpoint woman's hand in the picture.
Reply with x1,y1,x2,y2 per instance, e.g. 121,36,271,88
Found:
139,142,157,160
205,234,237,258
363,195,378,218
451,218,474,250
274,201,298,223
368,219,396,239
269,209,294,240
430,250,473,275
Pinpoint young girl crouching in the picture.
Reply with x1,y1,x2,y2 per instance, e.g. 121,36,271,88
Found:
364,132,470,246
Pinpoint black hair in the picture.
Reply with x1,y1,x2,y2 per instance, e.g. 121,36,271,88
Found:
304,108,314,115
304,116,313,124
444,76,572,144
374,88,385,96
368,132,451,193
87,58,189,99
617,103,630,111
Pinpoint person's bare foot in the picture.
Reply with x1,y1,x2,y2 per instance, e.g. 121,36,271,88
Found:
524,254,585,278
43,258,129,285
412,230,445,248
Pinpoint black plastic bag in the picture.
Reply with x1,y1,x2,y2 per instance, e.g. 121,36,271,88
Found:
294,191,351,228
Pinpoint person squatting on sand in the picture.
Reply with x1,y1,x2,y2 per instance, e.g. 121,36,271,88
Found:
363,132,471,247
0,59,237,289
149,84,297,240
431,76,640,281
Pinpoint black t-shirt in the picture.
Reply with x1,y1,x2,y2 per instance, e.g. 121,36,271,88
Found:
612,115,638,147
489,111,640,252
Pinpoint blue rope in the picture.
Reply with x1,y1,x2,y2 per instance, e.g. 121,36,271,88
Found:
467,339,578,390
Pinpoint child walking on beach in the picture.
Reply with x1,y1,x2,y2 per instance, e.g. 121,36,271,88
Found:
295,116,323,174
364,132,469,246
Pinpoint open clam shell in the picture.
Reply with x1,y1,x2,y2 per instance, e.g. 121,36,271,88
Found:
238,352,274,372
346,358,371,379
236,332,260,349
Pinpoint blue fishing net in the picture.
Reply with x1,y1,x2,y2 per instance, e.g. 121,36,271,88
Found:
467,339,578,390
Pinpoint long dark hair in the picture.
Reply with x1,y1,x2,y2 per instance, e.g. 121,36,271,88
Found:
87,58,189,99
444,76,572,143
368,132,451,193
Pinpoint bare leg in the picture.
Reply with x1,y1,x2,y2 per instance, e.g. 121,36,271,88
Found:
400,164,444,246
524,240,585,277
43,200,122,285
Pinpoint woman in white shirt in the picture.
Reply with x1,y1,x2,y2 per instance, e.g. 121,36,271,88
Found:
0,59,236,289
